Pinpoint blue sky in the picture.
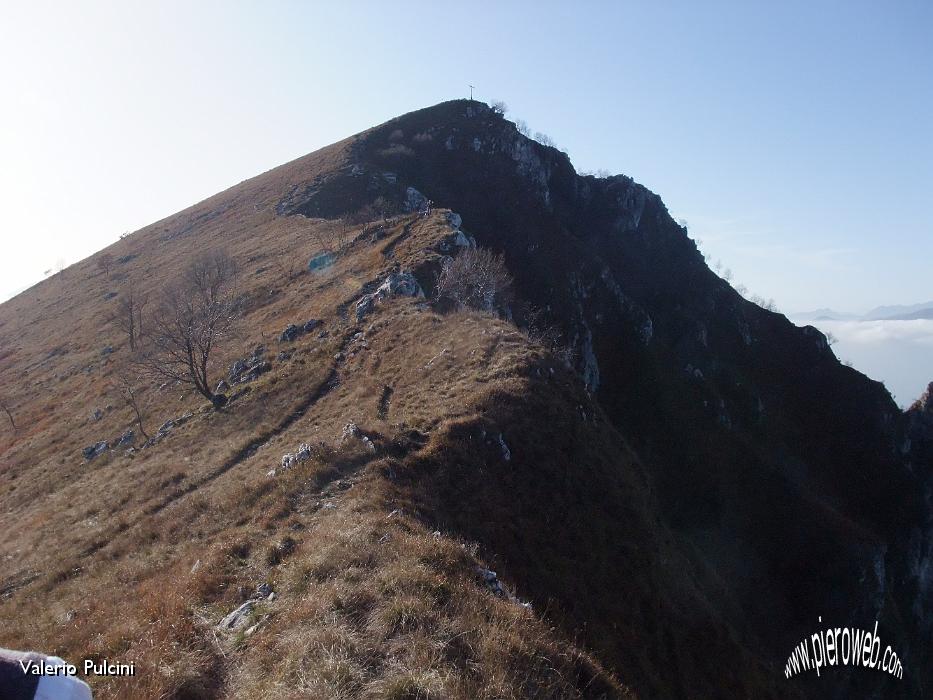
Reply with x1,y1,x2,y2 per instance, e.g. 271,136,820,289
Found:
1,0,931,313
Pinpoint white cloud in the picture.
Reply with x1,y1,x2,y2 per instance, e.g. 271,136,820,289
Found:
817,319,933,347
808,319,933,406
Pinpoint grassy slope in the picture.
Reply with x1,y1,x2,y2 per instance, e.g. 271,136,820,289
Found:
0,108,810,698
0,134,637,698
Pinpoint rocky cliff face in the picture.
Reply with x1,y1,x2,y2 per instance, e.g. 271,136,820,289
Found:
277,100,932,697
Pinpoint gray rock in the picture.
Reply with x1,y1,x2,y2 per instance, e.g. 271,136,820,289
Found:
83,441,109,461
355,272,424,321
477,566,505,597
355,295,376,321
341,422,361,442
92,408,103,421
218,600,255,630
303,319,322,333
377,271,423,298
255,582,273,598
497,433,511,462
100,346,113,356
437,231,472,253
229,359,248,380
215,379,230,394
280,324,300,342
116,430,134,447
446,212,462,229
404,186,428,213
243,360,271,382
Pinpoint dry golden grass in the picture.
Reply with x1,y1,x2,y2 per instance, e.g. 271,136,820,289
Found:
0,135,631,698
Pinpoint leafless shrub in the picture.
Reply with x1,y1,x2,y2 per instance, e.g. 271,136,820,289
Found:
749,294,778,312
534,132,555,148
111,285,148,352
490,100,508,116
97,253,114,278
515,119,531,137
346,197,400,227
268,252,305,282
308,222,340,255
115,372,151,441
137,250,239,406
379,144,414,158
521,305,576,365
435,247,513,314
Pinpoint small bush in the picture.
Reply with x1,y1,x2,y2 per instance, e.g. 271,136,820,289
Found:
435,247,513,315
379,144,414,158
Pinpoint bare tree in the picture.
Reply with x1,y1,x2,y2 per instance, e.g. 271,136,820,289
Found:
435,247,513,314
111,285,148,352
308,221,342,256
97,253,115,278
0,398,14,433
138,250,238,407
490,100,508,116
115,373,150,441
749,294,778,312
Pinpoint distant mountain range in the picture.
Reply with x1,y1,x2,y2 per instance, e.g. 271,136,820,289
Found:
794,301,933,322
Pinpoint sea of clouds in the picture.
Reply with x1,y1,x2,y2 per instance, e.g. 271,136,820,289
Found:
804,319,933,407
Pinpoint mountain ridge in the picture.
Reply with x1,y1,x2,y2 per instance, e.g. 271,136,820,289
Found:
0,99,930,699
